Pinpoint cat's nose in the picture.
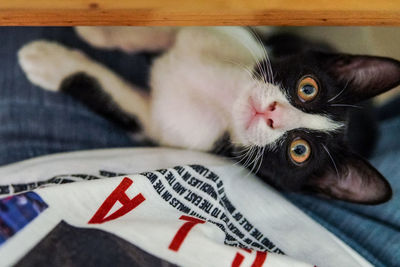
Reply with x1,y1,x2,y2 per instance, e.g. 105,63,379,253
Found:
264,101,283,129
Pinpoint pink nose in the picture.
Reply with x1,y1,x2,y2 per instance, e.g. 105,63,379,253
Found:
264,101,283,129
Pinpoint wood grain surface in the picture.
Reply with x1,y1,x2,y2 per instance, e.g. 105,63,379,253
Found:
1,0,400,26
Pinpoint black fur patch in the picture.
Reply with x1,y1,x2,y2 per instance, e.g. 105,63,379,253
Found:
262,32,335,58
212,132,232,156
346,101,378,158
60,72,142,132
246,33,398,203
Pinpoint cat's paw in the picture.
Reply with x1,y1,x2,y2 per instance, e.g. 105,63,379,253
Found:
18,40,89,91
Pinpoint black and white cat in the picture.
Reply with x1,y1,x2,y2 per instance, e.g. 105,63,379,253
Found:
18,27,400,204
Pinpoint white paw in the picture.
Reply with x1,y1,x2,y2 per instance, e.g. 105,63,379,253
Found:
18,40,89,91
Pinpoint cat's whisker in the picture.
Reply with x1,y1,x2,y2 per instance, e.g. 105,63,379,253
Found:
232,146,252,155
232,29,273,84
223,59,252,75
251,146,264,174
247,28,266,73
242,146,257,169
258,50,274,85
322,144,339,178
222,58,264,83
247,146,264,178
231,145,253,166
328,80,350,103
255,56,272,85
233,155,252,170
252,67,265,82
242,146,261,178
230,141,263,170
247,27,274,84
223,56,273,90
229,139,251,146
246,146,265,178
231,144,250,155
231,151,252,160
246,146,262,171
255,60,269,85
254,146,266,175
258,40,274,83
330,104,363,109
255,58,268,84
246,146,259,167
231,155,247,166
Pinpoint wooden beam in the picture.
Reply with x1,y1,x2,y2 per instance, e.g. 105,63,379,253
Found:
1,0,400,26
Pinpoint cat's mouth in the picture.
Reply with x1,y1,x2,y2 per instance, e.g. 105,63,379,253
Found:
231,83,288,147
246,98,277,130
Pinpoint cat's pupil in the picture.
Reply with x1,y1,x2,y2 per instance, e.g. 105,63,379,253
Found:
293,145,306,155
301,84,315,95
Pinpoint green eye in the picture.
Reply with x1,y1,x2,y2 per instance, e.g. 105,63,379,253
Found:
289,138,311,164
298,76,319,102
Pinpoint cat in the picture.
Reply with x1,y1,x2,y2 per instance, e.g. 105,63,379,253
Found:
18,26,400,204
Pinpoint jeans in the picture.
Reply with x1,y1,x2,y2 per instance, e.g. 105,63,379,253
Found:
0,27,398,267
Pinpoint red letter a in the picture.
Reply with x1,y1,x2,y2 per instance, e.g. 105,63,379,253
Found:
88,177,146,224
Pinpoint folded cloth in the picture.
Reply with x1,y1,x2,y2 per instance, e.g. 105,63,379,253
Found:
0,148,371,267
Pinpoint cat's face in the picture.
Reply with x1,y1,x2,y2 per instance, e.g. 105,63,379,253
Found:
231,51,400,204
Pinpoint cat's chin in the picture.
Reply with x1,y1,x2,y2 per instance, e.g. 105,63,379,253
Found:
231,121,284,148
230,100,284,147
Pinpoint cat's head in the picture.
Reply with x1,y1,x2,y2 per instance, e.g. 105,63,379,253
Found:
231,51,400,204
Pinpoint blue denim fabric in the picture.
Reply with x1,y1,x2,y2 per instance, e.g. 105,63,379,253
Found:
0,27,399,266
0,27,153,166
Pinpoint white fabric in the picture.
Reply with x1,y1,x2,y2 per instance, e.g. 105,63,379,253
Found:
0,148,371,267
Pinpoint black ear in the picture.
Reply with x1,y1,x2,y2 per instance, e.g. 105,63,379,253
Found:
319,53,400,103
308,154,392,204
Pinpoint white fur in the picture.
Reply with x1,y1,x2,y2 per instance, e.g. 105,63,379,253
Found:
149,27,266,150
149,27,342,149
75,26,177,53
18,40,152,133
18,27,343,151
232,81,342,147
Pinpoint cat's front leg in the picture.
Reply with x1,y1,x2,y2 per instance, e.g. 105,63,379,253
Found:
18,40,91,91
18,40,151,133
75,26,177,53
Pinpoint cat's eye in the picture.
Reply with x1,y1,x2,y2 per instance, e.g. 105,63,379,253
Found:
289,138,311,164
297,76,319,102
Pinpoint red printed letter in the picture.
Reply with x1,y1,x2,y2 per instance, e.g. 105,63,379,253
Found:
168,215,206,252
88,177,145,224
232,249,267,267
231,253,245,267
252,251,267,267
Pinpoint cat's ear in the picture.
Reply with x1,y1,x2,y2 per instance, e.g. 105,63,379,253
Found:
308,153,392,204
319,53,400,103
